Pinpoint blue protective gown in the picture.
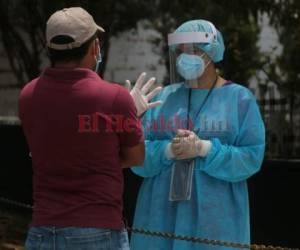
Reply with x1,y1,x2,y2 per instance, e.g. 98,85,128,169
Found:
130,82,265,250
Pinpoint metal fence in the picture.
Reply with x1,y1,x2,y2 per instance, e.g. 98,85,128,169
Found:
258,86,300,159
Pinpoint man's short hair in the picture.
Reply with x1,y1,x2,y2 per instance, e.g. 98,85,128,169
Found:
48,31,100,65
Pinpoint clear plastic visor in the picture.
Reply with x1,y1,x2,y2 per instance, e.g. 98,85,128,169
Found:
168,32,214,87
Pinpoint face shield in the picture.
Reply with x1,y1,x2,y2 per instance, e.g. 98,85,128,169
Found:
168,29,217,88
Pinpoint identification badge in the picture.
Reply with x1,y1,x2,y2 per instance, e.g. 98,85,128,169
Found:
169,159,194,201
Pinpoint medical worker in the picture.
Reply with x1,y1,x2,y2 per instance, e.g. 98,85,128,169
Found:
130,19,265,250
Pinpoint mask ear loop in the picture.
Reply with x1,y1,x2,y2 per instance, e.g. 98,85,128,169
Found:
95,39,102,73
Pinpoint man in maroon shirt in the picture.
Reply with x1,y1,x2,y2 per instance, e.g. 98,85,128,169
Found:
19,7,154,250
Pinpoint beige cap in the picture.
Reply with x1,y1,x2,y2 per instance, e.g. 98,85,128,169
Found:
46,7,105,50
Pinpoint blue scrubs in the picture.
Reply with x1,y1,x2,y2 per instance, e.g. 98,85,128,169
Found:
130,83,265,250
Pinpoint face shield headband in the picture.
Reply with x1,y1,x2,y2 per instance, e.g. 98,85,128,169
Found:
167,22,217,87
168,20,217,47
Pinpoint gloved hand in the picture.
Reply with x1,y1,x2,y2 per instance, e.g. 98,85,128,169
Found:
165,129,212,160
125,72,162,117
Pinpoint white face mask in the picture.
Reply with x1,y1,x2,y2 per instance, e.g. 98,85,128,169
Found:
175,52,210,81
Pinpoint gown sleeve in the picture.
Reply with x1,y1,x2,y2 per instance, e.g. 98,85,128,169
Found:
199,88,265,182
131,106,175,178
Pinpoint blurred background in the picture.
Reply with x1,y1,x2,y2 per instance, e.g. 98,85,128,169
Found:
0,0,299,249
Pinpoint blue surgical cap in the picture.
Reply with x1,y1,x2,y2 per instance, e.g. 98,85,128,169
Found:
175,19,225,63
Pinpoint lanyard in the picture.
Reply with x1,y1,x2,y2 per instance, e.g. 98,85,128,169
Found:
186,75,219,131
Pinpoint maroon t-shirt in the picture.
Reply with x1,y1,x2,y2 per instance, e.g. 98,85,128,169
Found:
19,67,143,229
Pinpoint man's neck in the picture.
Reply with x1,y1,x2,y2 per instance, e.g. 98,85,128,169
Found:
54,60,91,70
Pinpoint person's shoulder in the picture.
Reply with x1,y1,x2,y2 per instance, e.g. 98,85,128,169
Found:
110,83,136,115
19,77,39,99
225,82,256,101
99,79,131,99
155,82,184,101
113,83,133,105
162,82,183,93
90,77,132,107
102,80,127,91
85,75,126,98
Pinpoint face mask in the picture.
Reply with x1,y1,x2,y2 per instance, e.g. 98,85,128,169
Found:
95,49,102,72
176,53,208,80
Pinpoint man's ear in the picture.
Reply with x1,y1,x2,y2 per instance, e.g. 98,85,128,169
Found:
89,39,99,57
94,38,100,56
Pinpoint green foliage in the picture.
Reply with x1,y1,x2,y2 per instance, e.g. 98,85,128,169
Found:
266,0,300,92
0,0,44,85
260,0,300,142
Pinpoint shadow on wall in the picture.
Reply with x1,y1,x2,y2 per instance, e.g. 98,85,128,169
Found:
0,124,299,248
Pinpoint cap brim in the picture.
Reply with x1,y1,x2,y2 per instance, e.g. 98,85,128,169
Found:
96,25,105,32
